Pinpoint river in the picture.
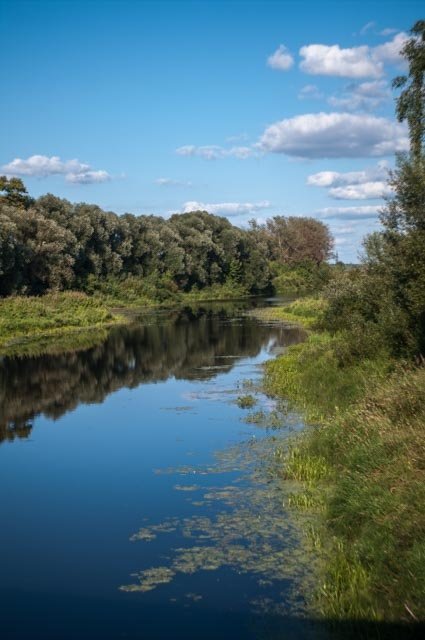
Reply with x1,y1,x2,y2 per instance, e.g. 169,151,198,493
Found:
0,301,330,639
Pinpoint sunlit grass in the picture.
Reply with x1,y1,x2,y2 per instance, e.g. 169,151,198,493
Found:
251,296,328,328
0,291,124,352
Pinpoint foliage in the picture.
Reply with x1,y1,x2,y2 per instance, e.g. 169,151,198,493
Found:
0,188,332,299
393,20,425,162
262,216,334,266
272,261,332,295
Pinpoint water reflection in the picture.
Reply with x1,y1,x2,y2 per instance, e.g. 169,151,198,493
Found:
0,306,305,444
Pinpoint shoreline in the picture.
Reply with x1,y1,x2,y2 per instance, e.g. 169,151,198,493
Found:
254,299,424,627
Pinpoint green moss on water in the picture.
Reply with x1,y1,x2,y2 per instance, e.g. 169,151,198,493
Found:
121,434,319,613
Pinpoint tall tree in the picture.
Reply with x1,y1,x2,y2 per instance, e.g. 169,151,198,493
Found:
393,20,425,164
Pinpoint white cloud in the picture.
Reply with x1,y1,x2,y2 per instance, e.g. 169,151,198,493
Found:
181,200,272,216
298,84,324,100
66,170,110,184
308,162,393,199
155,177,192,187
372,32,408,65
308,163,392,199
267,44,294,71
328,80,390,111
317,205,381,219
176,144,256,160
308,161,390,187
329,181,392,200
299,33,408,79
2,154,111,184
258,112,408,158
300,43,382,78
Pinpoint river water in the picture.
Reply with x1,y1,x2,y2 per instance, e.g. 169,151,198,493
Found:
0,302,330,639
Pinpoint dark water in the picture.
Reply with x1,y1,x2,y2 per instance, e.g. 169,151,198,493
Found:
0,302,331,640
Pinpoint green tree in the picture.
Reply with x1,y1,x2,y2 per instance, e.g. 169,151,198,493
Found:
393,20,425,163
0,176,32,208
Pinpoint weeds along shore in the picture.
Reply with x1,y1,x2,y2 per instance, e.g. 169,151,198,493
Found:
253,297,425,625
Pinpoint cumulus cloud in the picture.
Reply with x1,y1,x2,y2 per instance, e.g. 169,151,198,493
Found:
267,44,294,71
258,112,408,158
308,162,393,199
299,33,407,79
2,155,111,184
373,32,408,65
181,200,272,216
176,145,256,160
300,43,382,78
66,170,111,184
328,181,392,199
328,80,391,111
155,177,192,187
317,205,381,219
308,162,390,187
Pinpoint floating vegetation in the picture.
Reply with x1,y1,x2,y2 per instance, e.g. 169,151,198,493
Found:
120,567,175,592
130,519,179,542
122,432,319,613
173,484,201,492
236,394,257,409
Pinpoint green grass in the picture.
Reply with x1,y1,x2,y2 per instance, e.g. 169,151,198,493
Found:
250,296,328,328
182,281,250,302
263,298,425,623
265,332,389,421
0,292,124,353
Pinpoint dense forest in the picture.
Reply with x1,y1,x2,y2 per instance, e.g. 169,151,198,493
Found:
0,176,333,298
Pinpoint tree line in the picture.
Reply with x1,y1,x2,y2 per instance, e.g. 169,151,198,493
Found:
0,177,333,297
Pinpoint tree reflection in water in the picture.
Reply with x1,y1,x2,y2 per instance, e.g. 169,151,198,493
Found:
0,305,305,444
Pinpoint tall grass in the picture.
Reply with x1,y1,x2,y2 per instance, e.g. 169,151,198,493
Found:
264,300,425,623
0,292,122,351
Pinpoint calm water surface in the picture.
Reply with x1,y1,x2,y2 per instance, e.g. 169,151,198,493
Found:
0,302,330,639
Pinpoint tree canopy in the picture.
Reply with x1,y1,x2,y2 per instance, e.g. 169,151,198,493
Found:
0,187,333,297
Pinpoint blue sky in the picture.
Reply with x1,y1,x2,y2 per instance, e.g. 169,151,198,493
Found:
1,0,422,261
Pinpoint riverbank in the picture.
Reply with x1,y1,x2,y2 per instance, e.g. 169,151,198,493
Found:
0,292,127,356
254,298,425,627
0,284,252,356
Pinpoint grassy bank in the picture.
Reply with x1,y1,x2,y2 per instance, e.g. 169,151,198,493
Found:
0,281,251,356
251,297,328,329
261,298,425,625
0,292,124,355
